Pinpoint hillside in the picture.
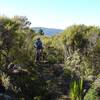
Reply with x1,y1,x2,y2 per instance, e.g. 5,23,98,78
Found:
33,27,63,35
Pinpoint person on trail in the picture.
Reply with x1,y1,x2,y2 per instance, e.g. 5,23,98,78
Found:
34,38,43,63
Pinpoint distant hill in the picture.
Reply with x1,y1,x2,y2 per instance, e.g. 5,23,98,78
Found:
33,27,64,35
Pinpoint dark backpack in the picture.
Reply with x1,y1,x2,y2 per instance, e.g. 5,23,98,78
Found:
36,40,42,49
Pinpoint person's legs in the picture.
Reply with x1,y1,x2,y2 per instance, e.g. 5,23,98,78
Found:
36,49,41,62
36,50,38,62
40,49,43,61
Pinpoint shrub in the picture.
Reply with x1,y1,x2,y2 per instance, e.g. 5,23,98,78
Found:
84,77,100,100
69,78,84,100
47,55,57,64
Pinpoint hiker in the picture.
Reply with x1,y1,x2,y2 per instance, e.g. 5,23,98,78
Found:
34,38,43,63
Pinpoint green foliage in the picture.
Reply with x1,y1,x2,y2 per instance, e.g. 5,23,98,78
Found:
56,55,64,63
47,55,57,64
34,96,42,100
0,72,10,89
62,24,100,78
0,15,100,100
70,78,84,100
84,88,98,100
62,25,100,54
0,16,35,69
64,50,92,78
84,77,100,100
80,73,100,100
63,25,100,100
38,36,64,63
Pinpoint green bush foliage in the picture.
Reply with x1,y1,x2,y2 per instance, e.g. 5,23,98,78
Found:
0,15,100,99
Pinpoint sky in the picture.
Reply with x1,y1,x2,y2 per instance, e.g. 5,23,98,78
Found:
0,0,100,29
